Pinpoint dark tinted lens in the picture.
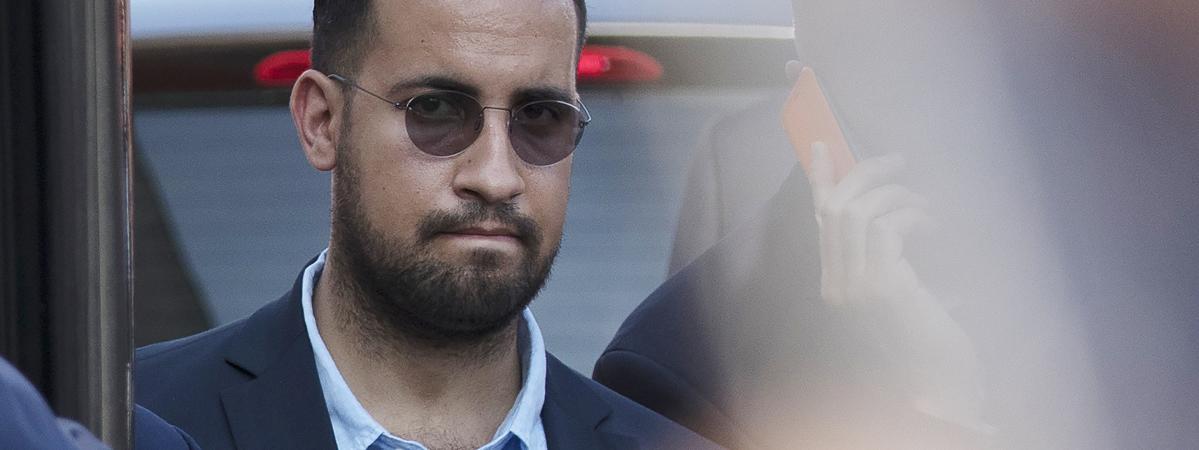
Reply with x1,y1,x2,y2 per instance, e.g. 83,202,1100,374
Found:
509,101,583,166
405,91,482,157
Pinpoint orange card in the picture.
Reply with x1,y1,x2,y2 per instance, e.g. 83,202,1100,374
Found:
782,66,857,182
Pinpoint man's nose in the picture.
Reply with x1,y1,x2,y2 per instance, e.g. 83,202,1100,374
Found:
451,109,525,205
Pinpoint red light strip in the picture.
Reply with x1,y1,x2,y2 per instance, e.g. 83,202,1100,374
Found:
253,49,312,88
254,45,662,88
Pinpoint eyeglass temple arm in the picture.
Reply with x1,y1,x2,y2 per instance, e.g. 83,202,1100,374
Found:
327,73,403,108
577,100,593,126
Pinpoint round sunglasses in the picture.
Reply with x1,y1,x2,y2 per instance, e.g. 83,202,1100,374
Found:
328,74,591,166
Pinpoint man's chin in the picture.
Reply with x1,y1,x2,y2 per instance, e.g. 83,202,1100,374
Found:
377,272,534,345
427,242,527,272
412,308,525,341
465,249,514,272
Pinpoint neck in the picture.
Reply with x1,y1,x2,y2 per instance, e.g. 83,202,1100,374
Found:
313,251,523,448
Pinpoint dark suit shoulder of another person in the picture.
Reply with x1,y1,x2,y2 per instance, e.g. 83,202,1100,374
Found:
1,357,108,450
597,165,995,448
137,264,723,450
2,356,198,449
135,405,202,450
596,166,831,448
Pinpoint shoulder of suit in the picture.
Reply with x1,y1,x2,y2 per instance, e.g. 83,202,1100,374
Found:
136,315,248,364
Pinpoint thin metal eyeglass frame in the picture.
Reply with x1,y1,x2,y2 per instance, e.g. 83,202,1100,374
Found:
327,73,592,165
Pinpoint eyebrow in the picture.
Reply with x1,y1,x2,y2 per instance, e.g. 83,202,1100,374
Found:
387,76,480,98
514,86,577,105
386,75,576,104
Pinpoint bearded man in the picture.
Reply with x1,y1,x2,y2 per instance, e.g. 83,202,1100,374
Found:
134,1,719,449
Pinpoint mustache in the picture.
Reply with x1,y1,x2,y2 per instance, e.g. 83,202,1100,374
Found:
417,202,542,249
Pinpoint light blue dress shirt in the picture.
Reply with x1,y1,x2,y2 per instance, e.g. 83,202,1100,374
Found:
301,249,548,450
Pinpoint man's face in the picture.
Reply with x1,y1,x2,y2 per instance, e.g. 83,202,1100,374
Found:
330,0,579,341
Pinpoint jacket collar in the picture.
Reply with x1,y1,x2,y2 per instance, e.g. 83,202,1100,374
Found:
543,354,640,450
220,263,338,449
217,257,639,450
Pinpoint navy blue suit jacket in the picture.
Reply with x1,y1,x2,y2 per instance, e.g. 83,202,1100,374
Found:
135,264,720,450
136,406,203,450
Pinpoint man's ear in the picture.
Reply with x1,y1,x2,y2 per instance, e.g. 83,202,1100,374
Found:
290,69,341,172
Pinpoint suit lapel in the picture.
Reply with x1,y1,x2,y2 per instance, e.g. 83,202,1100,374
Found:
219,268,337,449
209,261,637,450
542,355,640,450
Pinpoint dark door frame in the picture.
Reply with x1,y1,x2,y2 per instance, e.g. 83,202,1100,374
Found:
0,0,133,448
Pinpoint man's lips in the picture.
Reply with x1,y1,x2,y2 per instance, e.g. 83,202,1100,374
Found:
438,225,523,244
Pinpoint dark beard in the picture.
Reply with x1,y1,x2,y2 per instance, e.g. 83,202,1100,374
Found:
329,143,558,351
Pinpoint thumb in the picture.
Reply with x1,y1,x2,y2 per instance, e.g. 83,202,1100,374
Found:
809,141,835,208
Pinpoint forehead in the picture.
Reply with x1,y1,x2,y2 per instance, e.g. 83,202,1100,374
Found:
362,0,579,95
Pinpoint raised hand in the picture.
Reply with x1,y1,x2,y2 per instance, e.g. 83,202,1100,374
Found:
808,142,992,432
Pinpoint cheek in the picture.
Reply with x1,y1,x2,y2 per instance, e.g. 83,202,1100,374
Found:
357,173,425,239
348,133,452,241
525,164,571,243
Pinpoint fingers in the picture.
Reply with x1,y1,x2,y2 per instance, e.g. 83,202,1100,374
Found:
817,155,907,301
810,143,846,305
825,153,905,209
844,185,929,287
785,60,803,82
809,142,836,209
864,207,934,307
868,206,934,265
814,152,929,308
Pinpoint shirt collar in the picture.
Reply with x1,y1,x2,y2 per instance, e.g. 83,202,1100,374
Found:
301,249,547,450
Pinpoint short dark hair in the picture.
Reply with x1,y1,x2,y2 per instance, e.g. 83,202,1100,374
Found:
311,0,588,76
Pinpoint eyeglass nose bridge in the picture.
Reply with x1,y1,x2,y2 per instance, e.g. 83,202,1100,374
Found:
473,105,515,133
